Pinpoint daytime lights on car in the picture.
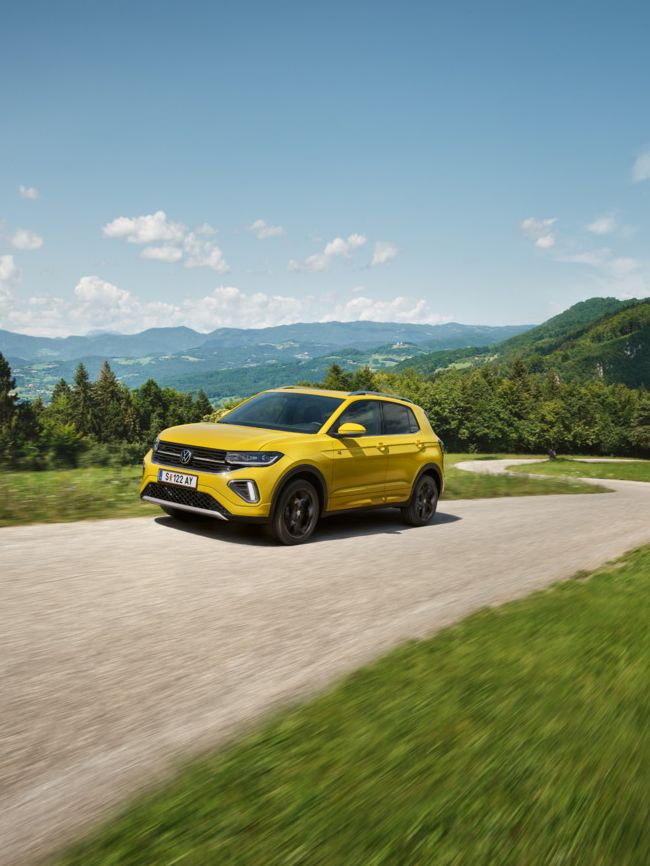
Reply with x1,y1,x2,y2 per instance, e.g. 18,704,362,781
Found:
225,451,283,466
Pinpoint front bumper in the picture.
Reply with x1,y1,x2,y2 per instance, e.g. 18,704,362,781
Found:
140,450,281,521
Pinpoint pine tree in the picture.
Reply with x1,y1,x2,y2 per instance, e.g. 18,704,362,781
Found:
194,389,213,420
72,362,96,436
0,352,17,428
321,363,352,391
93,361,124,442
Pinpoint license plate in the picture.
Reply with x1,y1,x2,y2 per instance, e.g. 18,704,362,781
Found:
158,469,198,488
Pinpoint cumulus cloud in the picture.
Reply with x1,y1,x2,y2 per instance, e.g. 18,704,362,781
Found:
632,150,650,182
182,233,229,272
371,241,399,267
103,210,186,244
520,216,557,249
586,214,617,235
103,210,229,272
0,275,451,336
0,255,21,304
141,245,184,262
289,233,367,272
18,184,39,200
248,219,285,239
10,228,44,250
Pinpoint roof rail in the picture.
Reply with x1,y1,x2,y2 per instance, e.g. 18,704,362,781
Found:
348,390,415,404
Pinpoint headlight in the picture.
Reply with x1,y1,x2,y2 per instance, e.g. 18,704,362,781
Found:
225,451,283,466
153,436,160,453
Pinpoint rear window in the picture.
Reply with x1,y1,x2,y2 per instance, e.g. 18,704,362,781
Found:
382,402,420,435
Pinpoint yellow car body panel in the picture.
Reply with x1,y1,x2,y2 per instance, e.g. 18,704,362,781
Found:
140,387,444,527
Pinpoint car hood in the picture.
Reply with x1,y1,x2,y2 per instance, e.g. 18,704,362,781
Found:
159,422,298,451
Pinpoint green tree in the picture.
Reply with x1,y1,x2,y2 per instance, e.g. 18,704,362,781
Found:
71,362,96,436
321,363,353,391
0,351,17,428
630,391,650,453
194,389,213,420
93,361,125,442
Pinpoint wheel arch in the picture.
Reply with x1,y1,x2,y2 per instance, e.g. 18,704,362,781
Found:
270,464,328,518
412,462,443,497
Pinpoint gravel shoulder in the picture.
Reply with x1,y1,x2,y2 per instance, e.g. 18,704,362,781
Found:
2,461,650,865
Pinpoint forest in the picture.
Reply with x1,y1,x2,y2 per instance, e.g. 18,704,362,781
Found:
1,349,649,470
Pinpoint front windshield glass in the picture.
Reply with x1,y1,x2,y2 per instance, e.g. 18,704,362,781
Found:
218,391,344,434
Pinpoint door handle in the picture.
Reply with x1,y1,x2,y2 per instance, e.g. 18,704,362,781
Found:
377,442,388,452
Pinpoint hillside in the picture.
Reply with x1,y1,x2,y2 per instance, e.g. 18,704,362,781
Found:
397,297,650,388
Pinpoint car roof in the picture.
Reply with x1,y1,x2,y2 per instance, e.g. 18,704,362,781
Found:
271,386,415,405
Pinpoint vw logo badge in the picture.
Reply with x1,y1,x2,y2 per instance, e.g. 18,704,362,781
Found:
180,449,192,465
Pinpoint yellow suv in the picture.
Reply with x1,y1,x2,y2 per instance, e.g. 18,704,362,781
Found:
140,387,444,544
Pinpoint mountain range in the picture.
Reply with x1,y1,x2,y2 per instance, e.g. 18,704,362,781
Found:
4,297,649,401
2,321,532,400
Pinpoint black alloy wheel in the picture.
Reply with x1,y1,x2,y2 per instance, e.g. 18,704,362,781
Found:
401,475,439,526
270,479,320,544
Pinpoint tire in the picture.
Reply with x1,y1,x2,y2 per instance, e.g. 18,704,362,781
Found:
401,474,439,527
269,478,320,545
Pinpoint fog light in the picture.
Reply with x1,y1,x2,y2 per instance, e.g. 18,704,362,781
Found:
228,479,260,503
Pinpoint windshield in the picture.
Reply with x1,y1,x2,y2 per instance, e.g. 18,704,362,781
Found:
218,391,344,434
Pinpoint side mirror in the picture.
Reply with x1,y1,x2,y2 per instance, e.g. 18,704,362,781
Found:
336,422,367,437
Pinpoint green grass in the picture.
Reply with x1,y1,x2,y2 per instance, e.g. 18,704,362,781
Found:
58,544,650,866
0,466,157,527
0,455,606,528
443,453,606,499
508,457,650,483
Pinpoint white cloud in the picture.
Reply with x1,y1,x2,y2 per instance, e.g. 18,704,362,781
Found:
0,255,21,305
586,214,617,235
10,228,44,250
248,219,285,239
370,241,399,267
18,185,39,200
103,210,186,244
632,150,650,182
103,210,229,272
182,233,229,273
141,245,184,262
0,276,451,336
289,233,367,272
520,216,557,249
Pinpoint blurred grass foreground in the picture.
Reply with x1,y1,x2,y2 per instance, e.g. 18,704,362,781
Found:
59,544,650,865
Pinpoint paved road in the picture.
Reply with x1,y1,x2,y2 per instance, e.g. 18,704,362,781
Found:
2,460,650,865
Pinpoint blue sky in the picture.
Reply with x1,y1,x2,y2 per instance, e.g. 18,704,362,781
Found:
1,0,649,336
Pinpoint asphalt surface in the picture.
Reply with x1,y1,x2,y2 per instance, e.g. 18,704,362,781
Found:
2,459,650,865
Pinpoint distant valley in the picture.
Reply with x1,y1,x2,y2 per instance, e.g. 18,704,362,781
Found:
2,320,532,400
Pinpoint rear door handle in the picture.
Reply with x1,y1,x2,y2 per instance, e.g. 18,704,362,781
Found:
378,442,388,452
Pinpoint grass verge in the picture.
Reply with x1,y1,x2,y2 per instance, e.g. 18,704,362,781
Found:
0,466,157,527
507,456,650,483
58,544,650,866
443,453,606,499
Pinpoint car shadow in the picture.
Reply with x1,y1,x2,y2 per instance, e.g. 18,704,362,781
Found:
154,508,461,547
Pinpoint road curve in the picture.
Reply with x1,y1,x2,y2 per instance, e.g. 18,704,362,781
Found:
2,461,650,865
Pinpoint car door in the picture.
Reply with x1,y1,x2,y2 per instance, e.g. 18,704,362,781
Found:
381,401,423,502
324,399,388,510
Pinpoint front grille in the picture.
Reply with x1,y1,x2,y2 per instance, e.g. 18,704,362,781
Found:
153,440,227,473
142,482,229,516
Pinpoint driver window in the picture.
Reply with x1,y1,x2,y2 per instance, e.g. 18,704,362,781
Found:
335,400,382,435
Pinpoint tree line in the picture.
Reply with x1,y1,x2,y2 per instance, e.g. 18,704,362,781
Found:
0,354,212,469
1,350,649,471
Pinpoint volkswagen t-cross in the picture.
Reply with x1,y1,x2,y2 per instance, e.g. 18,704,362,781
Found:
140,387,444,544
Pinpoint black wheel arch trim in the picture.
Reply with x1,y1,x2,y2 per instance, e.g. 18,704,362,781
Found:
411,463,443,499
270,464,329,517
